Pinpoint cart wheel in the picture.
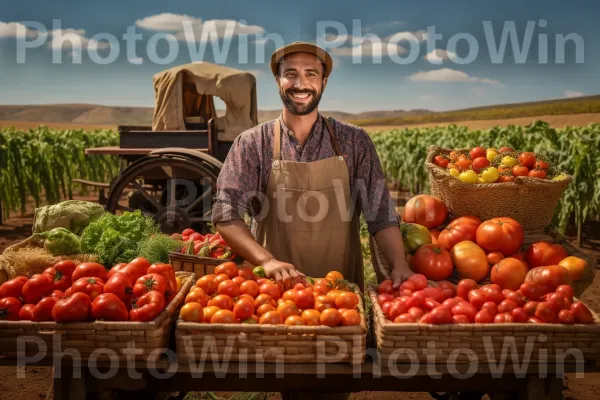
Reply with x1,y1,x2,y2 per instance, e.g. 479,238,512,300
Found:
105,151,221,234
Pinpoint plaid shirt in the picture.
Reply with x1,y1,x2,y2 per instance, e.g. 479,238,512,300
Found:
211,114,399,236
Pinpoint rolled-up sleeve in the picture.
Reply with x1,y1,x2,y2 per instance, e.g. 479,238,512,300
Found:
211,133,262,224
352,130,399,235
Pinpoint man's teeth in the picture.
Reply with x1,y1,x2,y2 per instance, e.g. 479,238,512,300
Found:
292,93,310,99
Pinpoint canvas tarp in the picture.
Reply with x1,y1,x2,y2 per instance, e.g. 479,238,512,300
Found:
152,62,258,142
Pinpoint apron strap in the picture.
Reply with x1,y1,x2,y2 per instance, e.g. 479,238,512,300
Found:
323,116,343,157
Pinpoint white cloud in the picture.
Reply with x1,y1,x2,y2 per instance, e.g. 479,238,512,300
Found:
425,49,457,63
328,30,426,58
0,21,43,39
136,13,265,42
564,90,585,98
48,28,111,51
409,68,502,85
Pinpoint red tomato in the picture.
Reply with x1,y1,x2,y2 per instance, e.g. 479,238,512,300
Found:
378,293,394,306
524,265,572,295
196,275,218,295
72,262,108,283
512,165,529,177
438,216,482,251
456,158,472,172
423,298,441,312
186,288,209,307
147,263,177,302
71,277,105,301
523,301,539,316
394,313,416,323
400,280,417,292
408,307,425,320
378,280,394,294
481,302,498,315
120,258,151,283
472,157,491,173
381,301,393,316
103,272,134,306
476,218,524,256
451,302,477,322
429,306,452,324
399,289,413,297
442,298,460,309
19,304,35,321
108,263,129,279
474,309,494,323
457,279,478,300
130,291,166,322
519,282,543,301
487,252,505,266
31,296,57,322
407,274,429,291
528,169,547,179
294,289,314,310
525,242,569,269
505,291,525,307
260,282,281,300
52,292,91,322
497,175,515,183
511,307,529,323
208,295,235,311
233,298,255,321
546,293,567,312
22,274,54,304
218,280,240,298
494,313,514,323
0,297,22,321
91,293,129,321
528,317,543,323
469,147,486,159
517,152,535,168
535,302,557,323
389,301,408,320
133,273,167,298
402,195,448,229
419,313,432,324
43,266,72,292
215,262,238,279
558,257,587,281
335,292,359,310
469,290,487,310
0,276,28,299
491,258,528,291
535,160,550,169
434,155,450,169
407,291,426,309
571,302,594,324
497,300,518,313
482,287,504,304
558,309,575,324
410,244,454,281
239,280,259,298
452,314,470,324
498,146,515,153
555,285,574,302
423,287,445,303
238,267,256,281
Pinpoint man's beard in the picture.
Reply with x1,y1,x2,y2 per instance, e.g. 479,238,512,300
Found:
278,87,323,115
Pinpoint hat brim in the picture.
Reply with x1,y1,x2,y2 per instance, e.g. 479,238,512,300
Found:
270,42,333,77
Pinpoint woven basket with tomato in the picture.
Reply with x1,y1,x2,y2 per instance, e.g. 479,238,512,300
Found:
426,145,572,233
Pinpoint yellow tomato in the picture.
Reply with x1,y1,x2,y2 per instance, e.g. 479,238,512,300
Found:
180,302,204,322
458,170,478,184
486,149,498,162
481,167,500,183
501,156,518,167
176,276,183,291
449,168,460,177
478,177,485,183
553,174,568,181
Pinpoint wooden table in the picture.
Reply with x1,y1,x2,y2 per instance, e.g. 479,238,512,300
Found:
2,356,594,400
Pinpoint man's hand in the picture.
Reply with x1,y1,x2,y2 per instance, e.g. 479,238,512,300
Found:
390,259,414,289
263,258,305,289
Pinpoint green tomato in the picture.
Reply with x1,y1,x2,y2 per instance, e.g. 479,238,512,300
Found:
481,167,500,183
501,156,518,167
400,223,432,254
458,170,479,184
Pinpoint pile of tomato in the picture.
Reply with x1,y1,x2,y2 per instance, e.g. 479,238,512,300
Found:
174,229,236,260
401,195,588,291
378,273,595,325
0,257,181,323
179,263,362,327
432,146,567,184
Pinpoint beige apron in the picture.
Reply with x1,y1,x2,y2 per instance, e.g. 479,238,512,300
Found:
254,115,364,291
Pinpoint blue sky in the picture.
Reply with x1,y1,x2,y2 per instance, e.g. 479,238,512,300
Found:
0,0,599,112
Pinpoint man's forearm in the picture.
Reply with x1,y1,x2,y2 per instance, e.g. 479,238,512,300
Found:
215,220,274,266
374,225,407,267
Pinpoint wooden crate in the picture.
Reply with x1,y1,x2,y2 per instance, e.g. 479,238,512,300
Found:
175,288,368,365
0,272,195,361
169,251,229,276
368,285,600,365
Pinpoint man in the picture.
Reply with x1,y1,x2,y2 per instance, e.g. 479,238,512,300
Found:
212,41,412,292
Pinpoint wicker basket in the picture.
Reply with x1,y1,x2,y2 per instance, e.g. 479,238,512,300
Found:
370,230,596,298
426,146,572,233
169,251,236,277
174,287,368,365
0,271,195,361
369,285,600,365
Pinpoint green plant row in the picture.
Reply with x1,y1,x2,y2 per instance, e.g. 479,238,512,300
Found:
371,120,600,236
0,127,119,220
